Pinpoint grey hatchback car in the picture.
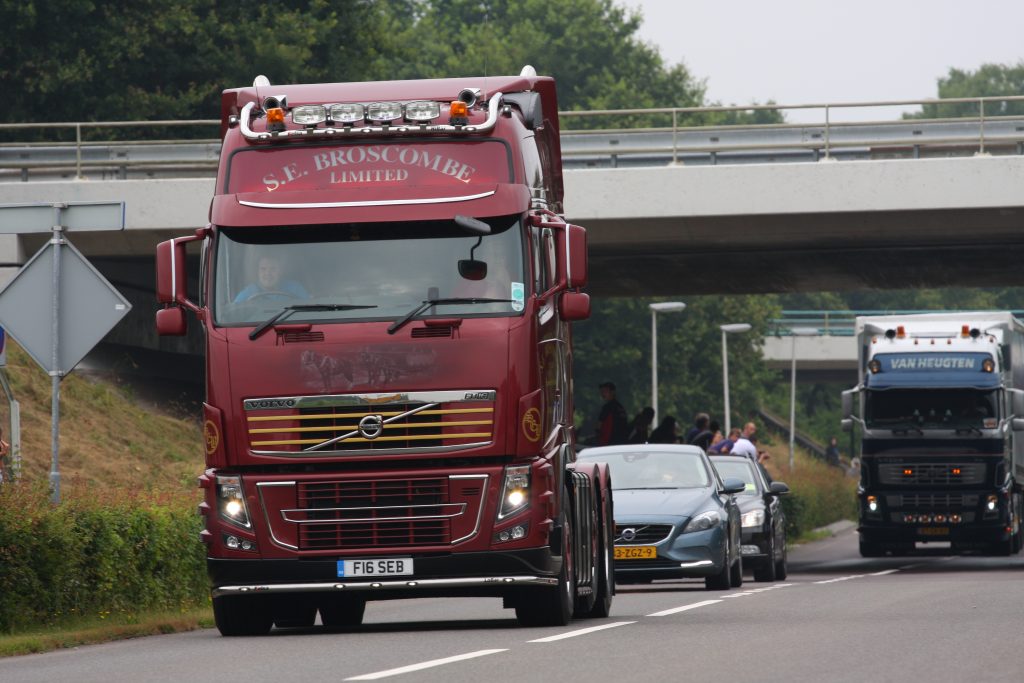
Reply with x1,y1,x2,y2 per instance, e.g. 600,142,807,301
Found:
576,444,746,590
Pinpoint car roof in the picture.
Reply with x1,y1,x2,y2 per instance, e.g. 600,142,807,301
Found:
709,455,753,465
578,444,706,456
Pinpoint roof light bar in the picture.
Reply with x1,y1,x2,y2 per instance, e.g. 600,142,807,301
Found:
291,105,327,125
366,102,403,123
405,101,441,122
329,103,365,124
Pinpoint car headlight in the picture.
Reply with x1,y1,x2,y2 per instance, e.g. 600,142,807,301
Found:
497,465,530,520
217,475,251,529
741,509,765,529
683,510,721,534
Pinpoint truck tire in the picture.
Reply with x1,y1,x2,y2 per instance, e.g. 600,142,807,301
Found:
585,485,614,618
213,595,273,636
705,544,732,590
859,540,884,558
573,485,599,618
320,596,366,628
273,597,317,629
516,493,574,627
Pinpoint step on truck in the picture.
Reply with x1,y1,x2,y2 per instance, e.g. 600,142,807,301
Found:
155,68,614,635
842,312,1024,557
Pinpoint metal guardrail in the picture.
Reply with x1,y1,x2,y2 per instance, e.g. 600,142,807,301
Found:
3,95,1024,180
770,310,1024,337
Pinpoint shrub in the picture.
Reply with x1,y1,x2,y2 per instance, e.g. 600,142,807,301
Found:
0,484,206,634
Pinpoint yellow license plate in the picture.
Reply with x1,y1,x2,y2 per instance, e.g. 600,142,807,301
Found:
918,527,949,536
614,546,657,560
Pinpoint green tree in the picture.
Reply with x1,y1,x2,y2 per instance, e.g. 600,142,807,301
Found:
572,294,780,441
910,61,1024,119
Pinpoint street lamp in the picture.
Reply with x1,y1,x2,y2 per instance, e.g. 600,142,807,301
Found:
650,302,686,426
720,323,752,435
789,327,819,471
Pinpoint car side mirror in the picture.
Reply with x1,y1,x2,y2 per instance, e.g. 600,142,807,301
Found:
720,477,746,495
769,481,790,496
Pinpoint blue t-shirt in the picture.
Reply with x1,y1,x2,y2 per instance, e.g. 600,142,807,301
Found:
234,279,309,303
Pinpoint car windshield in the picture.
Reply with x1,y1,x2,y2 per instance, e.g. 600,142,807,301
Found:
578,450,711,489
213,217,526,326
865,388,998,429
710,459,760,495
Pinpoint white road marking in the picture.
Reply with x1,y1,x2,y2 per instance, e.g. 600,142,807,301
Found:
528,621,635,643
647,599,722,617
345,649,508,680
814,574,867,584
871,569,900,576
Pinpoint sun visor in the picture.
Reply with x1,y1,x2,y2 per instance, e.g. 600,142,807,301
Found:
866,372,1001,390
212,183,530,227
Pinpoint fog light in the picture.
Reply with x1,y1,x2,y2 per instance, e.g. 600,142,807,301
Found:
867,495,878,512
493,523,529,544
951,514,962,524
934,514,947,523
225,535,240,549
740,544,760,555
918,514,932,523
987,495,998,511
904,514,916,523
241,540,254,551
511,525,526,540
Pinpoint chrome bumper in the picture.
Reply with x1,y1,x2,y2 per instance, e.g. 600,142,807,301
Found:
212,575,557,598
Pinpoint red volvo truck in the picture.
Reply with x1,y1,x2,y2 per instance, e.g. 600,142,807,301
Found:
155,68,614,635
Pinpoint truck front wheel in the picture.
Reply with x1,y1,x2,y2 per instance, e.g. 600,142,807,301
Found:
516,494,574,627
213,595,273,636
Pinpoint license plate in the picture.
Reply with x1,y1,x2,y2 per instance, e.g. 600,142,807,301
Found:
338,558,414,578
918,527,949,536
614,546,657,560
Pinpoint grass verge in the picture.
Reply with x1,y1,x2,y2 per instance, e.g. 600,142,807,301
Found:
0,607,213,658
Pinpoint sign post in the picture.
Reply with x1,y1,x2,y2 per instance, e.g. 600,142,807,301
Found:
0,201,129,502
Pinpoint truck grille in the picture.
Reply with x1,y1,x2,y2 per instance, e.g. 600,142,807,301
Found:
878,463,986,486
244,390,495,455
295,478,452,550
614,524,674,545
892,493,979,509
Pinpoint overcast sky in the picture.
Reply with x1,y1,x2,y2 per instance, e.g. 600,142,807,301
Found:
629,0,1024,122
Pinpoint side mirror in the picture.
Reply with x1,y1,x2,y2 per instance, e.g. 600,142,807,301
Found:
156,229,205,310
566,224,588,289
1011,389,1024,417
841,418,854,433
559,291,590,321
155,306,187,336
769,481,790,496
841,389,855,420
720,477,746,495
1012,418,1024,432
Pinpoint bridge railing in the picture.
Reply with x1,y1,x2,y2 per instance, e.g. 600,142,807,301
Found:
4,94,1024,179
770,309,1024,337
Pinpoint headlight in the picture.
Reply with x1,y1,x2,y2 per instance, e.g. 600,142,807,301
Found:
217,475,251,529
683,510,721,534
497,465,530,519
741,509,765,529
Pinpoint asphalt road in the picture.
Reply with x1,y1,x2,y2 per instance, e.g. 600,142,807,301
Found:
3,529,1022,683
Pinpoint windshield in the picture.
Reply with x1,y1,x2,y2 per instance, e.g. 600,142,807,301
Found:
710,459,760,495
865,388,999,429
213,217,526,326
577,450,711,489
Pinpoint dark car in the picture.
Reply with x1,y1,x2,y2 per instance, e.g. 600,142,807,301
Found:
710,455,790,581
576,444,746,590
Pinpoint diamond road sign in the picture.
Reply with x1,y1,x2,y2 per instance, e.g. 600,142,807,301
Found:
0,240,131,375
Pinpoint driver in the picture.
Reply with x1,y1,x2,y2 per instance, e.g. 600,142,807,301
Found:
234,254,309,303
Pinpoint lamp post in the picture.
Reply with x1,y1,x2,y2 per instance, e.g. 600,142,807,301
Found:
649,302,686,426
720,323,752,435
789,327,819,471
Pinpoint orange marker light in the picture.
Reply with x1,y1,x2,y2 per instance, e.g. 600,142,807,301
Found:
952,468,962,475
450,101,469,118
267,108,285,124
903,468,913,476
896,326,906,338
962,324,970,337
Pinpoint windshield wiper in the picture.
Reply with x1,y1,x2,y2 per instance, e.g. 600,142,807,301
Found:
250,303,378,340
951,422,984,436
387,297,512,335
874,420,925,436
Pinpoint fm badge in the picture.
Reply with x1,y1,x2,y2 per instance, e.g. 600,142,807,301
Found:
522,407,541,443
203,420,220,455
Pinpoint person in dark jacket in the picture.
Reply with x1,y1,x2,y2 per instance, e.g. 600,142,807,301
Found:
626,406,655,444
649,415,680,444
595,382,630,445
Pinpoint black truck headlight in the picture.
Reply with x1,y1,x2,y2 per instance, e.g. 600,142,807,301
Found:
497,465,530,520
217,475,251,529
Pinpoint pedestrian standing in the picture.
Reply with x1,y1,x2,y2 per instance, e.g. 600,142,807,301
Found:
595,382,630,446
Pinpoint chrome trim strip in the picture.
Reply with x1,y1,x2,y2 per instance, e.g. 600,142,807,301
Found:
251,440,492,458
169,237,177,298
304,402,438,452
281,503,466,524
244,390,496,411
450,474,488,544
239,190,495,210
256,481,298,550
212,574,556,598
239,93,504,142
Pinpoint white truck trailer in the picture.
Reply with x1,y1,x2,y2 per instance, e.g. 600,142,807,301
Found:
842,312,1024,556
